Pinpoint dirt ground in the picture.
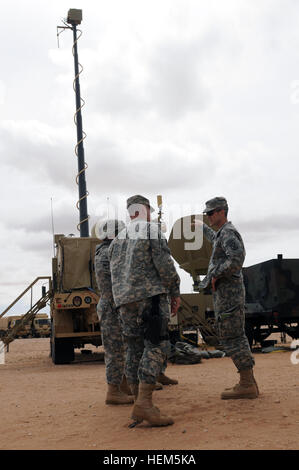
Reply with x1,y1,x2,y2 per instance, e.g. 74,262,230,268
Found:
0,336,298,451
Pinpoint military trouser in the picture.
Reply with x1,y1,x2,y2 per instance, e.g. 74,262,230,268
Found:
215,306,255,371
160,295,171,375
160,357,168,374
118,294,171,385
98,298,125,385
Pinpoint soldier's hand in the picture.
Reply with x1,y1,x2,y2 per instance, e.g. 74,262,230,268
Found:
211,277,218,292
171,296,181,316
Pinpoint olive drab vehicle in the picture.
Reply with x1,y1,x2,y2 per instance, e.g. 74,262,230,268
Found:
168,216,299,348
50,234,101,364
243,255,299,346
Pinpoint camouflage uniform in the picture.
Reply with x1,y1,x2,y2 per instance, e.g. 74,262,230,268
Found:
108,220,180,385
95,241,125,385
200,221,254,371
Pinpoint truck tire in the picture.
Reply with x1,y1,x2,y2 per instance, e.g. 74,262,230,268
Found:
51,338,74,364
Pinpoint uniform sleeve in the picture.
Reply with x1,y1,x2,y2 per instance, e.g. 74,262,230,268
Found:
203,223,216,242
211,230,245,279
149,224,181,297
95,245,113,298
107,241,113,261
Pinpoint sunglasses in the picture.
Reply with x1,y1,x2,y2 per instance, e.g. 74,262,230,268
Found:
206,208,221,216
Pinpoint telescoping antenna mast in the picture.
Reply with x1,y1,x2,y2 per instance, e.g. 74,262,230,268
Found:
57,9,89,237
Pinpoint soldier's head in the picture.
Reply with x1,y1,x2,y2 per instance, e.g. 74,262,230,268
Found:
127,195,154,222
203,196,228,229
91,219,125,242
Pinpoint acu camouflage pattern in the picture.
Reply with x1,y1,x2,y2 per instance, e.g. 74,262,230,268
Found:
95,242,114,302
216,306,254,370
119,294,171,384
94,242,125,385
108,220,180,307
200,221,246,314
201,221,254,371
109,220,179,385
203,196,228,214
126,194,154,212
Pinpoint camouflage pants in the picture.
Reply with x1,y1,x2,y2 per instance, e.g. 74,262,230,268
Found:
161,357,168,374
99,299,125,385
119,294,171,385
216,306,255,371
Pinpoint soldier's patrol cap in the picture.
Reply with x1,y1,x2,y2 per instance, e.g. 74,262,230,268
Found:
126,194,155,212
203,196,228,214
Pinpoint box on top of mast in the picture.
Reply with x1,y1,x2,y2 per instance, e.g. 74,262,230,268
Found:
67,9,82,26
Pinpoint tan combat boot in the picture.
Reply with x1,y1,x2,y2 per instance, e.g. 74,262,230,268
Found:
157,372,178,385
129,383,139,400
105,384,134,405
154,382,164,390
131,383,174,427
221,368,259,400
128,382,162,400
223,374,260,396
130,384,163,419
120,375,133,396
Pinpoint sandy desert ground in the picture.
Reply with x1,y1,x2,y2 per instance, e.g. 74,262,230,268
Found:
0,337,298,451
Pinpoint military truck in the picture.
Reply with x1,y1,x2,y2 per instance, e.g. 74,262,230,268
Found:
50,234,101,364
0,241,100,355
0,314,50,339
0,316,22,338
168,216,299,348
32,313,51,338
13,318,33,338
0,315,35,339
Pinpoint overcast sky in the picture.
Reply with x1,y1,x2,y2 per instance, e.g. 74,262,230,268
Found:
1,0,299,315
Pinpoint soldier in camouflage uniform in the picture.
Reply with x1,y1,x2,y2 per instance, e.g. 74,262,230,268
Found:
94,219,134,406
108,195,181,426
198,197,259,399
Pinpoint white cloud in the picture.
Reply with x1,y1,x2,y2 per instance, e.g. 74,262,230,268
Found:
1,0,299,314
0,81,5,106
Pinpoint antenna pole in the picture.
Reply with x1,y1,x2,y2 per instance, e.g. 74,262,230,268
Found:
58,9,89,237
72,22,89,237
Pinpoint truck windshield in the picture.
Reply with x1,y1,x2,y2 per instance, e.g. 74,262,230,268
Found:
36,320,50,326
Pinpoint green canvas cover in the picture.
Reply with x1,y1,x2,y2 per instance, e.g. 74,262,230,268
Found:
57,237,100,292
